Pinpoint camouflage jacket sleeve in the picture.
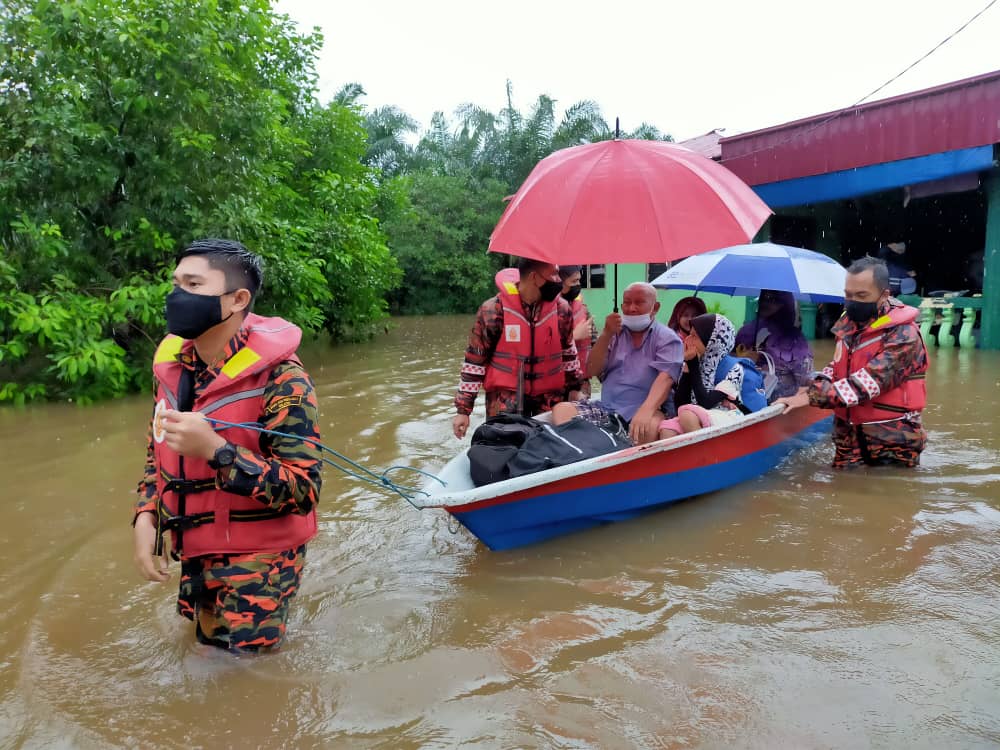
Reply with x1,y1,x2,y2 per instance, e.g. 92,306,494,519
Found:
217,361,323,515
454,297,503,416
133,381,161,524
558,302,584,392
809,324,926,409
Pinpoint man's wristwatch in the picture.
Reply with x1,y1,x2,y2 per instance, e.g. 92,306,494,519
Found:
208,442,237,470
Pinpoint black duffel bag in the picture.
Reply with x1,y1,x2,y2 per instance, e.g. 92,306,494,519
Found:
468,413,544,487
506,416,632,479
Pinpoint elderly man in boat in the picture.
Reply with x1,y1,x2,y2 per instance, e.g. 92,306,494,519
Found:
550,282,683,444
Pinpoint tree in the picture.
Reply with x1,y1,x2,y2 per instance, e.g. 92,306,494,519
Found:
0,0,398,403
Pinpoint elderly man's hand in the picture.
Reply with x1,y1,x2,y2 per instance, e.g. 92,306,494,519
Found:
603,312,622,336
628,408,661,445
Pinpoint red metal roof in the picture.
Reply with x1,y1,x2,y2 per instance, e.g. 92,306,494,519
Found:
721,69,1000,186
678,129,725,160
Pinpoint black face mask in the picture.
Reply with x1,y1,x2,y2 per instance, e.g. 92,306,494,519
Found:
844,299,879,324
562,284,582,302
539,279,563,303
165,286,234,339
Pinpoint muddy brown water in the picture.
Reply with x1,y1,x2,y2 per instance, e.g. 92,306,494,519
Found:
0,315,998,749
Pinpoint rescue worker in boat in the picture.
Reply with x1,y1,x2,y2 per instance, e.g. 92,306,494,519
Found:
777,256,929,468
132,239,322,652
452,257,585,439
557,264,598,399
551,282,683,445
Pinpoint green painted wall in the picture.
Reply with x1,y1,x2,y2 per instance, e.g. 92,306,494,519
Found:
981,172,1000,350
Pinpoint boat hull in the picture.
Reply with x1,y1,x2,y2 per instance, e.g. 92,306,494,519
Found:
430,407,831,551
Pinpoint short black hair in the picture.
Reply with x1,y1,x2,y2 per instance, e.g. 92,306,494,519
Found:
178,238,263,300
516,256,552,276
847,256,890,293
558,265,581,281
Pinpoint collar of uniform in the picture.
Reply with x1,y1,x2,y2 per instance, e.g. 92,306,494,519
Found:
176,327,251,376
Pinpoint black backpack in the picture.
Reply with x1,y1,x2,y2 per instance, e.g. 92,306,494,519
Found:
506,417,632,479
468,414,544,487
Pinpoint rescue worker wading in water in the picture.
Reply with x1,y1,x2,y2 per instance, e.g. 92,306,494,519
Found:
132,239,322,652
778,256,929,468
452,257,584,439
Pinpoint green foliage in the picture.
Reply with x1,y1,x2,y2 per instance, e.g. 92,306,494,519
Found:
374,81,673,315
0,0,398,402
382,172,508,314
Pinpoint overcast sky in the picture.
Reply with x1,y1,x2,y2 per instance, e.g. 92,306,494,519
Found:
275,0,999,142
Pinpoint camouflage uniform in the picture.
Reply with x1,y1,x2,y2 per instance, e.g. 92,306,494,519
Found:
134,327,322,651
809,304,928,468
454,295,584,418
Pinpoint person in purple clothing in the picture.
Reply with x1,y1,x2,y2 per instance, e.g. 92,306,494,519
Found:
734,289,813,399
551,282,683,445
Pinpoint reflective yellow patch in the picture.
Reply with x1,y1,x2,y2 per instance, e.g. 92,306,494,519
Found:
153,336,184,364
869,315,892,330
503,281,519,295
221,347,261,379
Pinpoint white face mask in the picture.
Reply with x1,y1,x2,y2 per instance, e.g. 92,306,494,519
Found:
621,313,654,332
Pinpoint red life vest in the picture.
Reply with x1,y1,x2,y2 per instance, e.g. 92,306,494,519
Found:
484,273,566,397
570,296,591,375
830,305,928,425
151,313,317,558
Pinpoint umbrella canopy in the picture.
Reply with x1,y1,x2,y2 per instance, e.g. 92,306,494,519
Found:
488,139,772,266
650,243,847,303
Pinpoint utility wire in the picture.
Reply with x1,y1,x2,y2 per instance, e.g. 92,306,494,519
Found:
729,0,999,161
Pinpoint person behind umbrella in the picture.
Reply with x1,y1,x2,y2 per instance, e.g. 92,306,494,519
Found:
777,256,928,468
452,258,584,439
734,290,814,399
550,282,683,445
558,265,597,398
666,296,707,338
659,313,767,438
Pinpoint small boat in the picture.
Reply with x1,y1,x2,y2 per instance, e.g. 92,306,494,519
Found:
418,406,832,550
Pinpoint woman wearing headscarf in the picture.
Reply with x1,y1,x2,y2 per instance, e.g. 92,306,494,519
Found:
659,313,767,438
734,290,813,400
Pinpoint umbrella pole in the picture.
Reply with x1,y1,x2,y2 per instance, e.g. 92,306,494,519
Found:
613,264,618,313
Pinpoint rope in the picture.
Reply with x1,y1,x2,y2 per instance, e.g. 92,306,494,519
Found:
206,417,446,509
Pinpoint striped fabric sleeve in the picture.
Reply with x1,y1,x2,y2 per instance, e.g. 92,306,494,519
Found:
558,304,584,390
133,381,161,526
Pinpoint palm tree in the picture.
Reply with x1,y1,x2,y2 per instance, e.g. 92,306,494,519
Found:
364,105,418,178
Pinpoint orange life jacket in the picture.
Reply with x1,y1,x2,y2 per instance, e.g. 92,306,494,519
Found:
484,273,566,397
151,313,317,558
829,305,927,425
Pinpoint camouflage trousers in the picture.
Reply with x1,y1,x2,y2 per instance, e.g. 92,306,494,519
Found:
178,544,306,652
832,416,926,469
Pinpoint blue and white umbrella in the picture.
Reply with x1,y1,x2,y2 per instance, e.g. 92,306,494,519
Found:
650,242,847,303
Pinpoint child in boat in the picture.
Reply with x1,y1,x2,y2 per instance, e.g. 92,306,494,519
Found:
658,313,768,438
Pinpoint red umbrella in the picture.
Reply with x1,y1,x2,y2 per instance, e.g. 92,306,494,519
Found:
489,138,771,266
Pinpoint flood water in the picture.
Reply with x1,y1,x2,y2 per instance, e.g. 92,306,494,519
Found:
1,314,998,749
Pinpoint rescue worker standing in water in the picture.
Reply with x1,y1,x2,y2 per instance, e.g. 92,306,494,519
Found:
452,257,584,439
778,256,928,468
132,239,322,652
